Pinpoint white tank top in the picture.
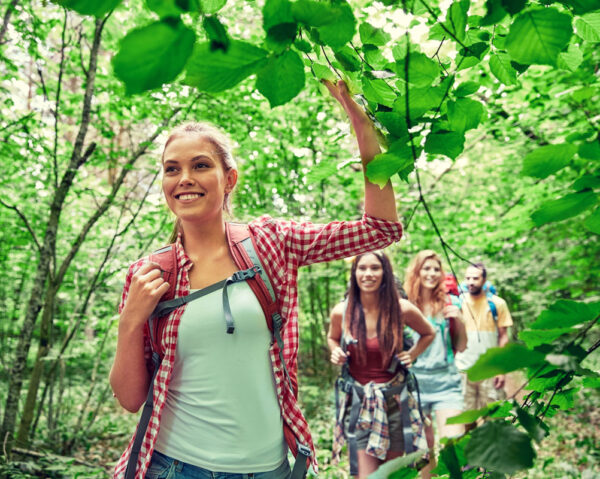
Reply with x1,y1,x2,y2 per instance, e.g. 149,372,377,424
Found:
154,281,285,472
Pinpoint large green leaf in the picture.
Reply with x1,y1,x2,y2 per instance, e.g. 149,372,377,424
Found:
489,52,517,85
585,207,600,234
518,327,575,348
467,343,546,381
359,22,391,46
446,1,468,42
334,46,362,72
291,0,337,27
54,0,123,16
256,50,305,107
529,300,600,329
557,43,584,71
572,175,600,191
425,130,465,160
185,40,268,92
574,12,600,42
199,0,226,14
361,77,396,108
203,15,229,51
559,0,600,14
317,2,356,49
112,20,195,94
395,52,440,88
146,0,199,18
367,450,426,478
447,401,512,424
531,190,597,226
506,8,573,66
481,0,508,26
516,407,548,443
366,140,415,187
374,112,408,140
263,0,296,47
394,81,447,122
578,140,600,159
447,98,485,133
521,143,577,178
465,421,535,473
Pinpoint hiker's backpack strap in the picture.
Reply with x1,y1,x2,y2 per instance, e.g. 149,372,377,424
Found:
143,245,178,357
226,223,311,476
487,298,498,323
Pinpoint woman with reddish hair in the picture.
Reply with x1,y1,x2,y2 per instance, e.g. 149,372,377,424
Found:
328,251,435,478
404,250,467,478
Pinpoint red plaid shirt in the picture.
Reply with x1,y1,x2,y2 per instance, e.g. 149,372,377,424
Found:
113,214,402,478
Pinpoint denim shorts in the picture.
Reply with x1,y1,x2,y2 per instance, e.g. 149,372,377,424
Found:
146,450,292,479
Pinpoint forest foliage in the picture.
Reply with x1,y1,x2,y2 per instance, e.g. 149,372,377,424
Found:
0,0,599,477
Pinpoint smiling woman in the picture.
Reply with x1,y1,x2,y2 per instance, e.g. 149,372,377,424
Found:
109,81,406,479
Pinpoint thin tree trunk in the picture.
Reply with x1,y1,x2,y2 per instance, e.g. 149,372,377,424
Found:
0,0,18,45
0,17,105,457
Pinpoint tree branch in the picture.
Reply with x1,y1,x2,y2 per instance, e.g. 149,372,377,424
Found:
0,0,18,45
0,198,41,252
52,8,69,191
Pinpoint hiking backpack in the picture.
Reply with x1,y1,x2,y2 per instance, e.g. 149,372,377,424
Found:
124,222,311,479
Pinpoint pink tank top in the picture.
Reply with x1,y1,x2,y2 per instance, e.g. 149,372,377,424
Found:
347,336,394,384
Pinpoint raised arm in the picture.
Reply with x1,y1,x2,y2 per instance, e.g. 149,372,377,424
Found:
323,80,398,222
327,302,349,366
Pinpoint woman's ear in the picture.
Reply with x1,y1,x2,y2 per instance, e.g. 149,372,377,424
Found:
225,168,238,193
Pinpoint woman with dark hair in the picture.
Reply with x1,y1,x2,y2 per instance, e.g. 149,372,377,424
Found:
109,81,405,479
404,250,467,478
328,251,435,478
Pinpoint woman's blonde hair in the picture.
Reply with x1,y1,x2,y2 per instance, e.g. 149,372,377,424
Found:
404,250,447,316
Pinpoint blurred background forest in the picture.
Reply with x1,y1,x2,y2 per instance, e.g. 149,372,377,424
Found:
0,0,599,477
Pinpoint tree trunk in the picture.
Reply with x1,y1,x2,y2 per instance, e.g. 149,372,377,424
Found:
0,17,105,457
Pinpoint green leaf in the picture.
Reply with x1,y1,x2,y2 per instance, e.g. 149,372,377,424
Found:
361,77,396,108
489,52,518,86
112,20,195,94
530,300,600,329
439,443,462,479
571,86,598,102
481,0,508,26
294,39,312,53
185,40,268,92
311,62,335,81
454,81,479,97
559,0,600,15
467,344,546,381
531,190,598,226
506,8,573,66
367,450,426,478
574,12,600,42
553,388,576,410
375,112,408,140
521,143,577,178
583,377,600,388
572,175,600,191
256,50,305,107
557,43,584,71
447,401,512,424
359,22,391,46
394,77,450,121
425,130,465,160
446,1,468,42
578,140,600,159
516,407,548,443
366,140,415,187
203,15,229,51
263,0,297,47
199,0,226,14
291,0,336,27
518,327,575,348
585,207,600,234
54,0,122,16
317,2,356,49
501,0,527,15
395,52,440,88
447,98,485,133
334,46,362,72
465,421,535,473
146,0,197,18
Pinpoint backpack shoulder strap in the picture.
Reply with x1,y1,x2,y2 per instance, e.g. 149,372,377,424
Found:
145,244,178,356
487,297,498,323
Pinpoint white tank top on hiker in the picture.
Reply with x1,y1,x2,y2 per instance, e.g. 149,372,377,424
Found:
154,281,285,472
